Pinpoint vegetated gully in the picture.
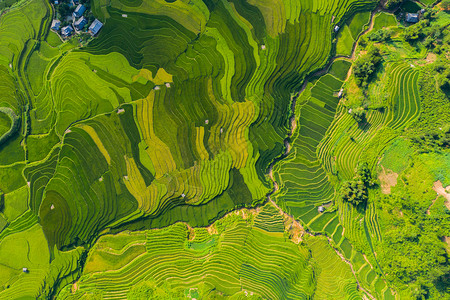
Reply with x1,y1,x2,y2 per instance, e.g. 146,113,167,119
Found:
265,7,380,300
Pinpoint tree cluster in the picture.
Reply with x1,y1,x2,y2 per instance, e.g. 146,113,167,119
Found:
367,29,392,42
402,16,450,54
378,184,450,298
353,46,382,87
431,60,450,94
442,0,450,11
340,162,376,206
437,69,450,93
57,4,74,22
384,0,403,10
411,126,450,151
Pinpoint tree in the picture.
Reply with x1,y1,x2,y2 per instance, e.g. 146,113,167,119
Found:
438,71,450,93
351,107,366,123
423,36,434,48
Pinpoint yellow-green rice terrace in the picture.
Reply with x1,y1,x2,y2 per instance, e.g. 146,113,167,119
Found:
0,0,449,298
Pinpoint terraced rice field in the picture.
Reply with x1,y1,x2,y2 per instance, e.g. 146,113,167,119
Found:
1,0,440,297
57,204,363,299
272,60,420,299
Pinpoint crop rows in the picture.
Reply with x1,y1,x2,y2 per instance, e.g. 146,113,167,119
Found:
274,69,349,221
274,62,418,300
0,0,383,297
57,204,362,299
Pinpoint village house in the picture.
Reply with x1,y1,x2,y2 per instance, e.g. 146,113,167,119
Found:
74,16,87,30
89,19,103,36
61,25,74,37
51,19,61,31
405,13,419,23
73,4,86,18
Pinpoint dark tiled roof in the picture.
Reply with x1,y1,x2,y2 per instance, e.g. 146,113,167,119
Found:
406,13,419,23
89,19,103,35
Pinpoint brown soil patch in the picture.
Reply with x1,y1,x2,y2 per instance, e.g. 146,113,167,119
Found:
426,53,437,64
207,224,218,235
442,236,450,256
72,282,79,293
284,217,304,244
358,50,368,57
239,207,258,219
291,116,297,133
432,181,450,210
378,166,398,194
269,199,305,244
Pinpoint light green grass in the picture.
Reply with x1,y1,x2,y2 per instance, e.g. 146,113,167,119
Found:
373,12,398,31
336,25,355,56
380,138,413,173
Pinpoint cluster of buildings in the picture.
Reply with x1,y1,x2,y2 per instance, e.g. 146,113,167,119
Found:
51,1,103,39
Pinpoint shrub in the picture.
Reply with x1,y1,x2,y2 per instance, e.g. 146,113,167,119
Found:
359,35,368,48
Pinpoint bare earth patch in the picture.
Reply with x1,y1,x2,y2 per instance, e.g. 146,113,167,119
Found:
426,53,437,64
443,236,450,254
71,282,79,293
284,217,304,244
206,224,218,235
432,181,450,210
378,166,398,194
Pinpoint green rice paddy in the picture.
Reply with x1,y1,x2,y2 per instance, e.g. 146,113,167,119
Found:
0,0,448,298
